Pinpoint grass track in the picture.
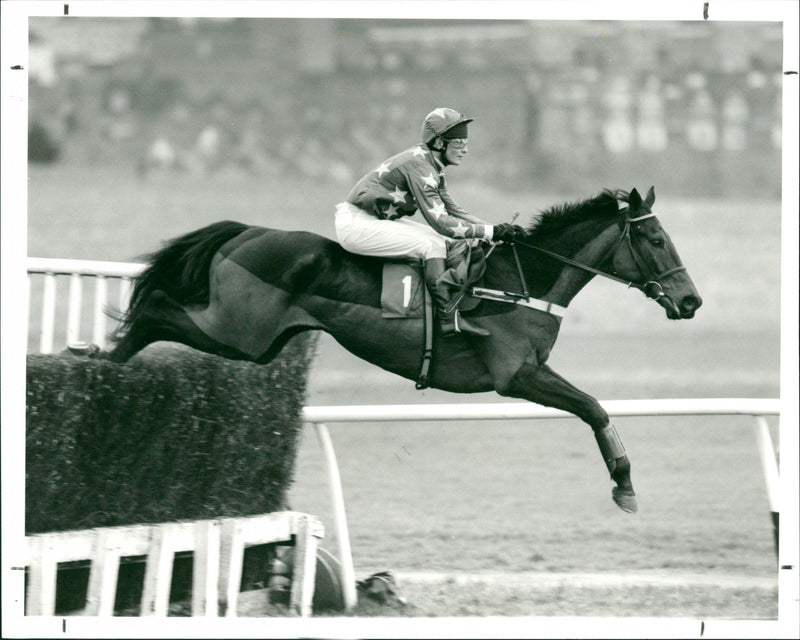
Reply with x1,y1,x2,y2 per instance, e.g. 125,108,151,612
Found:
235,576,777,618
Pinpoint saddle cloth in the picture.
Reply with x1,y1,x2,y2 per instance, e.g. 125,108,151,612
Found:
381,262,425,318
380,241,487,318
378,243,487,390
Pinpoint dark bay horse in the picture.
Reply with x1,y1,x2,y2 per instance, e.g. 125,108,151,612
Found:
94,186,702,513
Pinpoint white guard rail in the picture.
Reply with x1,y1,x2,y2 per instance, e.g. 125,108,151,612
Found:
27,259,782,614
303,399,781,611
27,257,145,353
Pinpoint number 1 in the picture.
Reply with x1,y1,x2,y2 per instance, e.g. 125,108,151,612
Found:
402,275,412,308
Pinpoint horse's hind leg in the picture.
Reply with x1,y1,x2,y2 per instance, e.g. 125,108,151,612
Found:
501,362,637,513
106,290,250,363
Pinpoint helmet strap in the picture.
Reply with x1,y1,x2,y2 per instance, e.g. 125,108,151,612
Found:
429,137,453,166
428,136,445,152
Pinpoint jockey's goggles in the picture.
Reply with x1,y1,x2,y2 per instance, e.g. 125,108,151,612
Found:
445,138,468,149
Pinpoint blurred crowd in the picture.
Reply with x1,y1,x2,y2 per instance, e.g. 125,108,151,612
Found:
31,63,780,188
27,18,782,196
132,94,413,184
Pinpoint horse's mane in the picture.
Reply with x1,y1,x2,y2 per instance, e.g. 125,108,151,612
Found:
526,189,628,240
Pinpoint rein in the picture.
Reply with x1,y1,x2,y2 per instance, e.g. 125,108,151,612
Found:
509,209,686,300
465,206,688,318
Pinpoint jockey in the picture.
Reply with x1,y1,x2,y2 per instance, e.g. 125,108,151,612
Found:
335,107,524,336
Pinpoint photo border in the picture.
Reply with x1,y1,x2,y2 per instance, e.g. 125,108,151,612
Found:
3,2,797,638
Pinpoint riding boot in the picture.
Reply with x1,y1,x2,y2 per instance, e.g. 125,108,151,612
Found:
424,258,489,338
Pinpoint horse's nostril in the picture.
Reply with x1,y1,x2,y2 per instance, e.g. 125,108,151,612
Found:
682,295,702,312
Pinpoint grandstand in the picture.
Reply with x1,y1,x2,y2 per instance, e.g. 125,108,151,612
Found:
28,18,782,195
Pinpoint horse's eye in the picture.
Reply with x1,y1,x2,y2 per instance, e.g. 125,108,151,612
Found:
651,238,664,247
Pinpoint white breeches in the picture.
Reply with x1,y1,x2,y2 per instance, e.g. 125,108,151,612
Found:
334,202,447,260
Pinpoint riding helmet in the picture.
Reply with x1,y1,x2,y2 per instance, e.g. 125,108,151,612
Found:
421,108,474,145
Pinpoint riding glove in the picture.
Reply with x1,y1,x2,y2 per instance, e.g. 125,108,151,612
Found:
492,223,527,243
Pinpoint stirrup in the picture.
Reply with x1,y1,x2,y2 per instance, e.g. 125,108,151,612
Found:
450,309,491,338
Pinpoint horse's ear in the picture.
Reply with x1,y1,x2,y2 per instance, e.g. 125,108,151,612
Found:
645,186,655,208
628,188,642,209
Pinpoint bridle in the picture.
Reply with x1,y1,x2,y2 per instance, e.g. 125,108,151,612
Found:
511,207,687,301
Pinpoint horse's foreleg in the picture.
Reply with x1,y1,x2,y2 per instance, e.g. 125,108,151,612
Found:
501,363,637,513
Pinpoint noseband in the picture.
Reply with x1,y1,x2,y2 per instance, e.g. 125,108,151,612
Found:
512,208,686,300
618,210,687,300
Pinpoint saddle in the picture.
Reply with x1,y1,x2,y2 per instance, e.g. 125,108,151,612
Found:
380,241,487,390
380,241,487,319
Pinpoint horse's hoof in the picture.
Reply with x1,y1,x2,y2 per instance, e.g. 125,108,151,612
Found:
612,487,638,513
67,342,101,357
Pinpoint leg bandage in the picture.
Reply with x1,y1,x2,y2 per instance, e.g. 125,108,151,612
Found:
595,424,627,470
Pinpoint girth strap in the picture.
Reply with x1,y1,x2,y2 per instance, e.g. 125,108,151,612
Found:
416,271,434,390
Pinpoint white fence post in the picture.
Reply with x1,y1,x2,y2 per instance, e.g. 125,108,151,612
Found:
313,423,358,612
753,415,780,554
93,275,108,348
119,276,133,313
140,524,176,616
39,273,56,354
85,528,123,616
192,519,221,617
25,535,58,616
67,273,83,346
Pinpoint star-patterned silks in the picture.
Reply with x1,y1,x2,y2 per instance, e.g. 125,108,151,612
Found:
451,221,470,237
389,187,407,204
422,173,439,189
429,199,446,219
345,142,489,241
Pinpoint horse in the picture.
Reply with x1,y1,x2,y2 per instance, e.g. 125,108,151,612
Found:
85,186,701,513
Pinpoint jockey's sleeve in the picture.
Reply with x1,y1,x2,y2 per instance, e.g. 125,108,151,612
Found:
439,185,489,225
403,165,494,241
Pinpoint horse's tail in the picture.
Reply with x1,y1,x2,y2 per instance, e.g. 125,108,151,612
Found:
113,220,250,339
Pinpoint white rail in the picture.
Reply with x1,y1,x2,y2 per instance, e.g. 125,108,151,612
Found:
27,258,145,353
302,398,781,422
25,259,782,614
27,257,146,278
24,511,323,617
302,399,782,612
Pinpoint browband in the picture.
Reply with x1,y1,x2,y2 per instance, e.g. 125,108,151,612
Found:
628,212,657,222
